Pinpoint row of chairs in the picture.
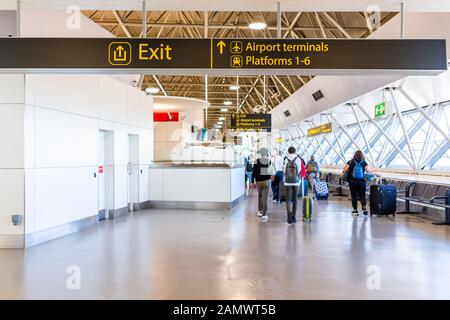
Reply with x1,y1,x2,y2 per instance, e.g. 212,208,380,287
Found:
323,172,450,225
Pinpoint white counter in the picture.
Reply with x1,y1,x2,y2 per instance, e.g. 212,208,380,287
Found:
148,163,246,209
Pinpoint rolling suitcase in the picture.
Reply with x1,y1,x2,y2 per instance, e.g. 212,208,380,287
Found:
303,196,313,222
314,180,329,200
370,184,397,216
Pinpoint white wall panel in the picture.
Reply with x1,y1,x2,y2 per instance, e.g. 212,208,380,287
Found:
34,108,98,167
98,119,115,132
148,169,164,201
139,94,153,129
98,75,115,122
0,105,24,169
23,105,35,169
24,74,36,106
113,125,129,165
114,165,128,209
0,75,24,103
139,128,153,164
33,167,98,232
127,87,140,127
33,75,99,118
0,170,24,235
114,81,128,124
24,168,35,234
139,165,149,203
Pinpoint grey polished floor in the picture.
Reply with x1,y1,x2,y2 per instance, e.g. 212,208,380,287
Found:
1,189,450,299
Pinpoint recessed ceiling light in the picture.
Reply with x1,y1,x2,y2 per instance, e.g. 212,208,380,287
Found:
223,101,232,106
221,108,228,112
145,87,160,94
249,22,267,30
229,85,240,91
217,121,224,125
219,117,225,120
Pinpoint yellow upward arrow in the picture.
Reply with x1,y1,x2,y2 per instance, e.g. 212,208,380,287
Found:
217,40,226,54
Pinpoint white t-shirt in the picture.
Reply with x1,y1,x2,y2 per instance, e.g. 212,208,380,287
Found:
273,155,284,172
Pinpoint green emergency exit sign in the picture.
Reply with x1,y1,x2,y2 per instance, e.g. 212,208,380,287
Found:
375,102,386,118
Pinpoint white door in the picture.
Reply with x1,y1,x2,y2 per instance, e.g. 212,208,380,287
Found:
128,134,139,211
98,131,106,220
99,130,114,220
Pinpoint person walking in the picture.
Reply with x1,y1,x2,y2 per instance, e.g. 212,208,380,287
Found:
252,147,273,222
306,155,320,191
271,150,285,203
342,150,376,217
283,147,304,225
245,155,254,189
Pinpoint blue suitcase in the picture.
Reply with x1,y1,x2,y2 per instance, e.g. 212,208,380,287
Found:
370,184,397,216
314,180,329,200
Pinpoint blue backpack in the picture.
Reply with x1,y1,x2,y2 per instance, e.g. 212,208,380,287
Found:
352,160,364,180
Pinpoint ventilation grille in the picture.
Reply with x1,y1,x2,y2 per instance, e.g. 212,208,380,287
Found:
312,90,324,101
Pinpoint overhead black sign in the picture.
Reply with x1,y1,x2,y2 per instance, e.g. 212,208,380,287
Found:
0,38,446,74
230,113,272,131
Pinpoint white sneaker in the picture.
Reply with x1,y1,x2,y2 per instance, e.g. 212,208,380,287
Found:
272,200,277,203
352,210,359,217
257,212,263,217
261,215,268,222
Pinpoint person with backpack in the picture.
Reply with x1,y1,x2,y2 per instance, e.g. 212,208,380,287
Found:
306,155,320,191
270,150,285,203
252,147,274,222
283,147,306,225
342,150,376,217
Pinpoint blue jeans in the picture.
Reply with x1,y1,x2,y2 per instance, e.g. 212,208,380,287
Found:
271,171,284,201
246,172,252,184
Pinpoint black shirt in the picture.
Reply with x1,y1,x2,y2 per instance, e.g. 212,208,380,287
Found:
347,159,368,181
252,158,272,182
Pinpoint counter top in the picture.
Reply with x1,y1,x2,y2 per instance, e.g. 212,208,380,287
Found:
149,162,244,169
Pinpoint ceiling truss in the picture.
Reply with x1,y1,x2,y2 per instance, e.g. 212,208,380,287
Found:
83,10,396,129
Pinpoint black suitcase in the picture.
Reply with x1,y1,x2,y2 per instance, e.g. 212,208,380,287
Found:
370,184,397,216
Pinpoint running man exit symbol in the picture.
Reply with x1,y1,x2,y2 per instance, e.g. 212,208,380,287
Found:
108,42,132,66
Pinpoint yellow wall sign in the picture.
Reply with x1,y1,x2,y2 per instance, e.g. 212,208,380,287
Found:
307,123,332,137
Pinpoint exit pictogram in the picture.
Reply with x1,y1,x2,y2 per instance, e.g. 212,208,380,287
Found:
109,42,132,66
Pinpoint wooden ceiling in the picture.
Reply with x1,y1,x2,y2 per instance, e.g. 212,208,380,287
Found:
83,10,396,128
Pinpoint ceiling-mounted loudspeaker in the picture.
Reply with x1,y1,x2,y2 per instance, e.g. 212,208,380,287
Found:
312,90,324,101
284,110,291,118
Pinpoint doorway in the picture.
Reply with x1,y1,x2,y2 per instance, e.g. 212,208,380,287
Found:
98,130,114,220
128,134,140,211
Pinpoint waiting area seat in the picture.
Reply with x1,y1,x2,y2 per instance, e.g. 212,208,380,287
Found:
322,172,450,225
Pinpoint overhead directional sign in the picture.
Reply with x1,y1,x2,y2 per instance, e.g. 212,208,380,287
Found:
307,123,333,137
230,113,272,131
0,38,446,75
